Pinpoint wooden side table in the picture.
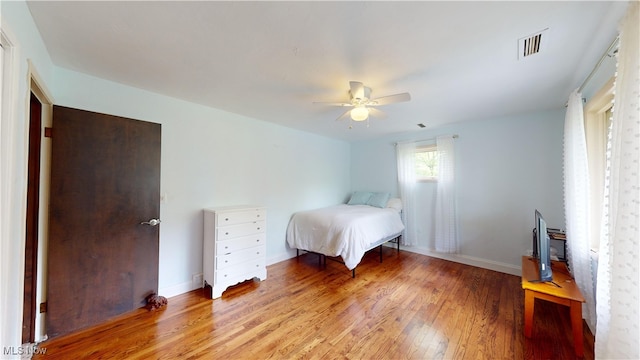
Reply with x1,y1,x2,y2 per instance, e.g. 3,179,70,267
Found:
521,256,586,357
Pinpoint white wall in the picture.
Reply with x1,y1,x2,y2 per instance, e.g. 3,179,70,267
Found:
2,0,351,349
1,0,57,351
351,109,566,275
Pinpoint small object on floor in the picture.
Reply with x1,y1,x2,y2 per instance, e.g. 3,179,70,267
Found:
145,292,167,311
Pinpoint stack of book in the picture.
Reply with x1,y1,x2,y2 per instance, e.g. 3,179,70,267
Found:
547,228,566,241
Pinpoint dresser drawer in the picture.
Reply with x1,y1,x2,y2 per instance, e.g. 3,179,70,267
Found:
216,208,266,226
216,221,265,240
216,234,265,253
216,245,265,269
216,258,266,283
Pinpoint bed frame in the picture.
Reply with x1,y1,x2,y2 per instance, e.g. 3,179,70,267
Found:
295,233,402,278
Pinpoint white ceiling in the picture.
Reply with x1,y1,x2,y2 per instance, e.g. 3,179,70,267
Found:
26,1,628,142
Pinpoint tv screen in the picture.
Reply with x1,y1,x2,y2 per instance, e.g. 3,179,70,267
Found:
535,210,553,282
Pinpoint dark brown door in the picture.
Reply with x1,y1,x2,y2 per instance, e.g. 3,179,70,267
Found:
22,92,42,343
47,106,161,338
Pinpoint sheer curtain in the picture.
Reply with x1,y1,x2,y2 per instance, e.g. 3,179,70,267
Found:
563,89,596,331
595,2,640,358
435,135,457,253
396,141,417,246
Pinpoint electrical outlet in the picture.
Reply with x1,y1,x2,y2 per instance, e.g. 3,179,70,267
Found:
193,273,203,288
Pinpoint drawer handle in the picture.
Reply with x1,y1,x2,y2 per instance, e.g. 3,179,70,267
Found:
225,260,228,263
225,232,229,235
225,246,229,249
257,227,261,230
256,239,260,242
225,218,229,221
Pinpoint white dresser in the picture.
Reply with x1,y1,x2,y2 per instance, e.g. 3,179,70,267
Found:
203,205,267,299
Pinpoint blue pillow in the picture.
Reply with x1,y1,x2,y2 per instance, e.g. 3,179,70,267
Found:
367,192,390,208
347,191,373,205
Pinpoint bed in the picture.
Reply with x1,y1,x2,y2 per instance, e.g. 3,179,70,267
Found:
286,193,404,276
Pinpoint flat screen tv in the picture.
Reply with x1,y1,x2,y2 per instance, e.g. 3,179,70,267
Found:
534,209,553,282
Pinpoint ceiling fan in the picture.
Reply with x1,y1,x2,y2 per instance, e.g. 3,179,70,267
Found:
314,81,411,125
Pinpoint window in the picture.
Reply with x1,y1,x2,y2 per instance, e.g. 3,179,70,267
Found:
415,144,438,181
584,77,614,251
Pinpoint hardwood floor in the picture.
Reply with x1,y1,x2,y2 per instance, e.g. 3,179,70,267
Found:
33,249,594,359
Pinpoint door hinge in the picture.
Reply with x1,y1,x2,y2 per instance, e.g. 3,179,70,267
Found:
44,127,53,138
39,302,47,313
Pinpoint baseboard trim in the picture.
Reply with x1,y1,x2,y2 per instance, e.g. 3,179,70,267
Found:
267,250,297,266
160,280,196,299
163,252,298,299
384,243,521,276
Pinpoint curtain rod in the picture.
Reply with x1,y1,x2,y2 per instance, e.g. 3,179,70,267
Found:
577,36,619,93
395,134,458,145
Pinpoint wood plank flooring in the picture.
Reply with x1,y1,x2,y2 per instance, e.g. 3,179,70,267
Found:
33,248,594,359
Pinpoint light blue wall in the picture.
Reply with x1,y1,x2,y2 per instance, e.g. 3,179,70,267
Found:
52,67,352,295
2,3,351,342
351,109,565,271
0,0,571,349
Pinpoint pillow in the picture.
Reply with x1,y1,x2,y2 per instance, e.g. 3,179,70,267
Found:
366,192,390,208
386,197,403,212
347,191,373,205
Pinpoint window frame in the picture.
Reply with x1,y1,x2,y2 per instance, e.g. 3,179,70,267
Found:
584,77,614,251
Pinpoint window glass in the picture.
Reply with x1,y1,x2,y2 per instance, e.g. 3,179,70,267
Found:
415,144,438,181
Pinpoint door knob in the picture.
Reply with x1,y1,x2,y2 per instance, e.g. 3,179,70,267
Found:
141,218,161,226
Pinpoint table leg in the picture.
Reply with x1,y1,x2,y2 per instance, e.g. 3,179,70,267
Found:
570,300,584,357
524,289,535,338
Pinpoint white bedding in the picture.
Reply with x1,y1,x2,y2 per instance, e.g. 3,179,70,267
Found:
286,204,405,270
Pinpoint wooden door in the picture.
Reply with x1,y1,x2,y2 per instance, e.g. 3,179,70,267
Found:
47,106,161,338
22,92,42,343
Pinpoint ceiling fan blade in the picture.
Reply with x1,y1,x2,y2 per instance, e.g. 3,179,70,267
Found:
336,109,352,121
367,107,387,119
313,101,352,107
369,92,411,106
349,81,365,100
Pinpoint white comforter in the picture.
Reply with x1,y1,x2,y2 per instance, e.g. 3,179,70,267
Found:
286,204,405,270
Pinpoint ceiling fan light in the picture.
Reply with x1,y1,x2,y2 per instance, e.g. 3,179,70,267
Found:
350,107,369,121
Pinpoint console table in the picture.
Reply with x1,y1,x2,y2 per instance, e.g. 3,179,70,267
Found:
521,256,586,357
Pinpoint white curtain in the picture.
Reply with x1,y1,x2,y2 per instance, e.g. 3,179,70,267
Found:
396,141,417,246
563,89,597,331
435,135,457,253
595,2,640,358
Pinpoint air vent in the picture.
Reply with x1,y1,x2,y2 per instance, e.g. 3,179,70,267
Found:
518,28,549,59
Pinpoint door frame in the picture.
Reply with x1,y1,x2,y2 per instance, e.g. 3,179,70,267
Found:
24,61,54,343
0,22,23,350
